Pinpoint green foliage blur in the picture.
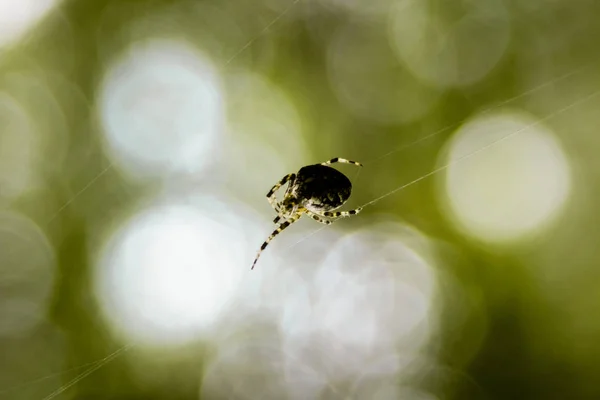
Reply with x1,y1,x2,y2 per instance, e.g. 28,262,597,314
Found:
1,0,600,399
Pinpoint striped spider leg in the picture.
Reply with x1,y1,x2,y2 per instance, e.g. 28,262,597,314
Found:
266,173,295,214
321,157,363,167
304,207,363,225
251,212,302,270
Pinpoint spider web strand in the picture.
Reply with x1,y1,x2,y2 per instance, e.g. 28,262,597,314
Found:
38,2,302,398
41,344,134,400
359,88,600,210
284,87,600,255
45,0,302,226
0,356,125,396
362,62,591,166
225,0,301,66
46,164,113,226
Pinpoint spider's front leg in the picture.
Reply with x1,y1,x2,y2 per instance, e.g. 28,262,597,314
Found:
321,157,363,167
307,207,362,224
267,173,295,212
321,207,363,219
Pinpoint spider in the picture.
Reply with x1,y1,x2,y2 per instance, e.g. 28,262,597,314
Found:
251,157,363,270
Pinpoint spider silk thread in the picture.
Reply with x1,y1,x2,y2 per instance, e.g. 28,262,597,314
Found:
35,1,305,399
35,5,596,397
284,84,600,251
338,61,591,218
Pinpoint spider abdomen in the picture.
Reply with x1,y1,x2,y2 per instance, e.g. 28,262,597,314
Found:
294,164,352,212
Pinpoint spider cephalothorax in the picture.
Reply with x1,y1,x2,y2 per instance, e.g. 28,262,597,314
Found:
251,158,363,269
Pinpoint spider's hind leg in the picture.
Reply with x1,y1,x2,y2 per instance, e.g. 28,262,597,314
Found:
321,157,363,167
252,213,302,270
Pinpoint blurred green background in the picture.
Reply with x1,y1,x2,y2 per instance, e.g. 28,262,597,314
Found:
1,0,600,399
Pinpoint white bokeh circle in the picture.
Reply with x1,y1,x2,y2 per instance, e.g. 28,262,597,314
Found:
0,0,59,48
98,39,224,180
440,109,572,243
277,223,439,388
93,197,250,346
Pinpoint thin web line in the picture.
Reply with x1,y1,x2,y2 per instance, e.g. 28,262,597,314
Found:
0,353,120,395
29,1,596,397
283,63,593,252
46,0,303,227
282,87,600,253
33,1,303,399
282,66,596,253
46,163,113,225
225,0,301,65
361,62,590,166
41,345,134,400
359,88,600,209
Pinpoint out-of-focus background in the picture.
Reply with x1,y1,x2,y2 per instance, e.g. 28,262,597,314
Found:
1,0,600,399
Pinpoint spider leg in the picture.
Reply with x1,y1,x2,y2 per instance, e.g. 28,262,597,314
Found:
321,157,363,167
274,202,304,224
267,173,295,212
304,210,333,225
251,213,302,270
321,208,362,219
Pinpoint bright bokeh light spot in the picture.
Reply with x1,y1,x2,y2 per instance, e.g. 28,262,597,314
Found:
388,0,510,88
327,21,441,125
317,228,435,344
94,196,251,346
441,110,572,243
0,0,58,48
200,223,442,399
281,224,437,380
98,39,224,181
0,211,55,337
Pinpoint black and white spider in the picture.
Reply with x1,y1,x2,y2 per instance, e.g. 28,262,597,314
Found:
251,158,363,270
